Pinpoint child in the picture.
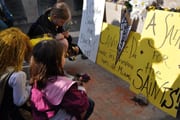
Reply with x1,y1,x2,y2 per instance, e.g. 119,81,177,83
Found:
29,40,91,120
28,2,87,60
0,27,32,120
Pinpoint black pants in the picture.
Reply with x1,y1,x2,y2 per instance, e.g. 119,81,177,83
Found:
84,97,95,120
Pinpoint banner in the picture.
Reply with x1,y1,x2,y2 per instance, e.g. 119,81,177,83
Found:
78,0,105,62
130,10,180,117
105,2,123,26
97,9,180,117
115,11,132,65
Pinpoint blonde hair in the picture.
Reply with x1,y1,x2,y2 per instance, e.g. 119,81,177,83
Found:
50,2,71,21
0,27,32,74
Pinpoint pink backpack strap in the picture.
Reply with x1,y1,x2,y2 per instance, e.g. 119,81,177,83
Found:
31,80,57,119
31,81,50,111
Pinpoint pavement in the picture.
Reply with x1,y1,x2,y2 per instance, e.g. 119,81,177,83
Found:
6,1,180,120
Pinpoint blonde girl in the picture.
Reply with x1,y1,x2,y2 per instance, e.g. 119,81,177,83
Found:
0,27,32,120
28,2,87,60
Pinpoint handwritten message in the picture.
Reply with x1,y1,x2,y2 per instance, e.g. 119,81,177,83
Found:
96,23,141,83
78,0,105,62
130,10,180,117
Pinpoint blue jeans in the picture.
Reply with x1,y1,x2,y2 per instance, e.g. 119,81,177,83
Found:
0,0,14,26
0,19,8,30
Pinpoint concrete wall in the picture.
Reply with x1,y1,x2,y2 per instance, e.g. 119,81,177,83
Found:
21,0,82,23
21,0,39,23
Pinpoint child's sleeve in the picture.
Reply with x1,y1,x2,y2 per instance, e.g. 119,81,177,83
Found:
8,71,31,106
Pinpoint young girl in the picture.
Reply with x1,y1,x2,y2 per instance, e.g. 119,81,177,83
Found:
28,2,87,60
30,40,90,120
0,27,32,120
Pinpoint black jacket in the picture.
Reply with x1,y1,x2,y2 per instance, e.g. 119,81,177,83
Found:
27,10,72,44
27,10,82,57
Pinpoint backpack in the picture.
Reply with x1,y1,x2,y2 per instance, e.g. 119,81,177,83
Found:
0,72,26,120
0,72,32,120
0,72,13,107
30,77,77,120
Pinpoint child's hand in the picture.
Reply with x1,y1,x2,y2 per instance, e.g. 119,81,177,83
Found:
55,33,64,40
73,73,91,85
62,31,69,38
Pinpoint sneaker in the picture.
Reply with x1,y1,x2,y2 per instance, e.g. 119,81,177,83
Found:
68,56,76,61
81,54,88,59
78,47,88,59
